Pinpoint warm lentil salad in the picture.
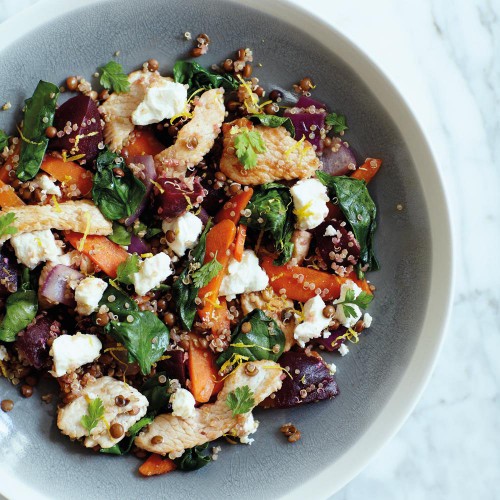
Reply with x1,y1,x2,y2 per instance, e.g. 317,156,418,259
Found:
0,36,381,475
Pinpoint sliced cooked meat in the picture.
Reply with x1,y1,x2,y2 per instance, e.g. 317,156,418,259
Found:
219,118,320,185
57,376,149,449
135,360,282,456
154,88,225,176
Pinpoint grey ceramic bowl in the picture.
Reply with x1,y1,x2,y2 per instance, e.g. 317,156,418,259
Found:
0,0,453,498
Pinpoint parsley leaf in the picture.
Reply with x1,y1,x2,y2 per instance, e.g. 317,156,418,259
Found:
109,222,132,246
99,61,130,94
80,397,105,435
325,112,348,134
249,115,295,137
116,254,140,285
234,129,266,169
0,213,18,238
0,130,9,151
335,290,373,318
226,385,255,416
191,254,222,288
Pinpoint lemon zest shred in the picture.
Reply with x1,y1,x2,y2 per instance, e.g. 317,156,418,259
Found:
284,135,305,157
229,342,273,352
205,297,222,309
78,211,92,252
65,153,86,162
270,272,284,282
219,352,249,374
16,125,43,146
158,355,172,361
183,194,194,211
150,179,164,194
140,253,153,259
293,200,315,220
52,195,62,212
332,328,360,346
35,238,43,247
188,87,206,102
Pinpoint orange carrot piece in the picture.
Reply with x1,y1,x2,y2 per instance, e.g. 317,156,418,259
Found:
188,335,223,403
41,155,93,196
350,158,382,183
65,232,129,278
197,219,236,323
0,179,25,207
139,454,177,477
214,188,254,225
233,225,246,262
121,128,165,157
210,296,230,338
261,256,371,303
0,143,20,183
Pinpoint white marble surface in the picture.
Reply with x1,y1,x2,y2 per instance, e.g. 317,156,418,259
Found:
0,0,499,499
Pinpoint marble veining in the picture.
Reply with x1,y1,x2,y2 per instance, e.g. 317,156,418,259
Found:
0,1,498,499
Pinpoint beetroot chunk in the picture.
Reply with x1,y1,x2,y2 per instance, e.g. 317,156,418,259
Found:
49,94,103,163
265,351,338,408
15,312,62,369
154,176,205,219
284,107,326,152
314,218,361,276
314,326,347,352
0,252,18,296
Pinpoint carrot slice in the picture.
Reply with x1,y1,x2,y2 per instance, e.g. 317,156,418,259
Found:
210,296,230,338
121,128,165,157
139,454,176,477
0,143,20,183
65,232,129,278
197,219,236,323
188,334,223,403
261,255,371,303
0,179,25,207
233,225,246,262
350,158,382,183
41,155,93,196
214,188,253,225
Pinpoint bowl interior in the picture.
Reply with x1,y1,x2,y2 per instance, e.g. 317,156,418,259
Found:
0,0,435,498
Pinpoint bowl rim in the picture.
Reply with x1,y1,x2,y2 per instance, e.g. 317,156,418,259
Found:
0,0,454,499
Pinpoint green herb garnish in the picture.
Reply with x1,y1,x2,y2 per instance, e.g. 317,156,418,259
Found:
80,397,105,435
173,60,239,93
234,128,266,170
116,254,140,285
99,61,130,94
335,289,373,318
0,130,9,151
109,222,132,246
325,112,348,134
0,213,18,238
249,114,295,137
226,386,255,416
191,254,222,289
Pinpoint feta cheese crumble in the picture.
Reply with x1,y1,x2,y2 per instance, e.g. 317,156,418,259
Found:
0,345,9,362
131,252,172,296
290,178,329,230
338,343,350,356
11,230,63,269
29,173,61,197
324,225,336,237
293,295,331,348
333,280,363,328
132,80,187,125
50,333,102,377
237,413,259,445
219,250,269,301
74,277,108,316
363,312,373,328
162,212,203,257
170,388,196,419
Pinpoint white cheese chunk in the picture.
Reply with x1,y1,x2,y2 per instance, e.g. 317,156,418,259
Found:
35,173,62,196
170,388,196,419
324,225,336,237
293,295,331,348
290,178,329,230
363,312,373,328
132,80,187,125
338,343,350,356
131,252,172,296
10,230,63,269
333,280,363,328
237,413,259,445
74,277,108,316
50,333,102,377
0,345,9,361
219,250,269,301
162,212,203,257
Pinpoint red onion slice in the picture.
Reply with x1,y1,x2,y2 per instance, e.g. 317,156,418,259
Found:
40,264,83,306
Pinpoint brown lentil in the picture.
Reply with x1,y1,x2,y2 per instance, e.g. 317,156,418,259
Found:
115,395,129,407
163,312,175,327
1,399,14,412
113,167,125,177
21,384,33,398
254,86,265,97
269,89,283,102
323,305,335,318
45,126,57,139
191,47,204,58
241,321,252,334
98,89,110,101
66,76,78,91
242,64,253,78
223,59,234,72
157,299,167,312
185,136,198,150
110,423,124,439
166,230,176,243
280,423,297,436
227,100,241,112
147,58,159,71
229,183,241,195
263,102,279,115
151,435,164,445
215,171,227,182
244,362,258,377
96,311,110,326
288,431,301,443
323,137,332,147
237,48,246,60
197,33,210,45
299,77,314,92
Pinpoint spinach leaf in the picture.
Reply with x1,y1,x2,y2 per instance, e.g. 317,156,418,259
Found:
0,130,9,151
105,310,169,376
316,171,379,273
174,443,212,471
172,220,212,330
17,80,59,181
0,213,18,238
240,183,294,265
141,371,171,416
173,61,239,93
217,309,285,368
116,254,140,286
98,282,138,317
109,222,132,246
0,270,38,342
100,416,153,455
92,149,146,221
249,114,295,137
